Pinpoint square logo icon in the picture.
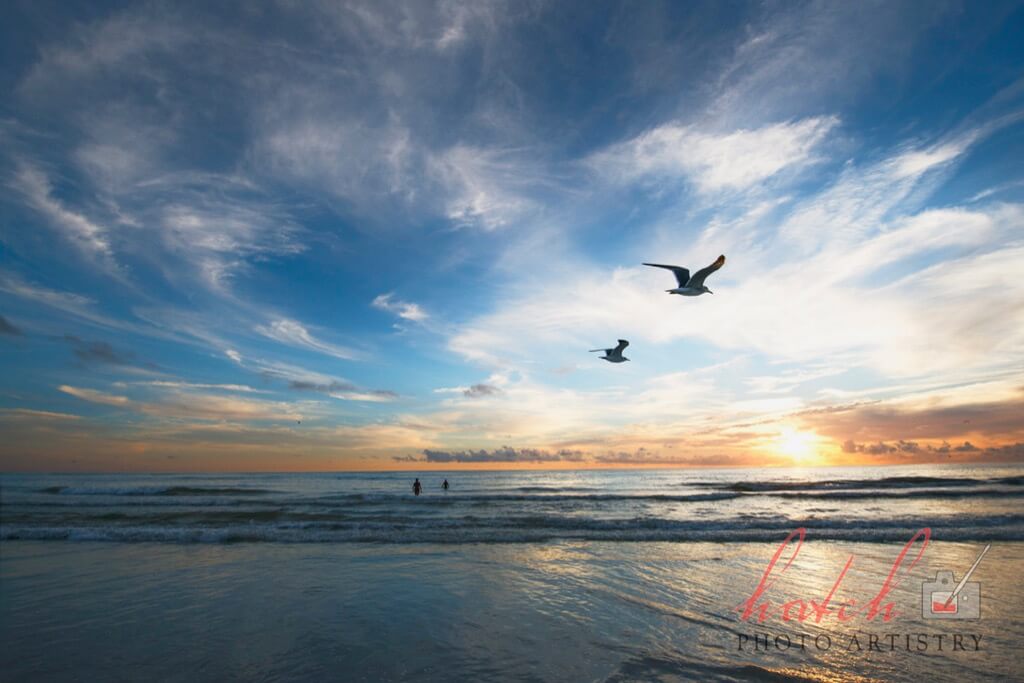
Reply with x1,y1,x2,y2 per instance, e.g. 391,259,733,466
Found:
921,544,989,620
922,571,980,619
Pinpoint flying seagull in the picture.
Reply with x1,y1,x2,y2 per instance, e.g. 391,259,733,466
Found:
590,339,630,363
643,255,725,296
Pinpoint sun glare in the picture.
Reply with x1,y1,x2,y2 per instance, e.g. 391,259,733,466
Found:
777,428,819,464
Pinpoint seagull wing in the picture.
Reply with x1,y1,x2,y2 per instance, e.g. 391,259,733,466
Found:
588,349,609,353
643,263,690,287
612,339,629,355
687,255,725,288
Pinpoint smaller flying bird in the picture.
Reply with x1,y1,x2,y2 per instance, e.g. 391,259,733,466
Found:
643,255,725,296
590,339,630,363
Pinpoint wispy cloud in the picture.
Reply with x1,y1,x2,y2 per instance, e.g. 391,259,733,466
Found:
254,116,417,207
0,272,95,313
11,164,117,269
125,380,270,394
431,145,541,229
233,356,396,403
372,293,428,322
288,378,398,403
256,319,360,361
157,199,305,292
590,116,837,194
706,1,961,122
59,383,306,422
59,385,131,407
0,408,80,420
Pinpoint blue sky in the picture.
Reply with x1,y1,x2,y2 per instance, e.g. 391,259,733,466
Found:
1,0,1023,471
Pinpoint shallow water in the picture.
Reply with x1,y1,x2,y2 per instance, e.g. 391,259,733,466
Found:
2,539,1021,682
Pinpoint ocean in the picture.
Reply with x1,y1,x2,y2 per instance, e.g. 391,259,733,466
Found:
2,464,1022,681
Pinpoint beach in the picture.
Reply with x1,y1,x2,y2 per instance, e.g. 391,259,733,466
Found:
4,1,1023,680
2,465,1022,681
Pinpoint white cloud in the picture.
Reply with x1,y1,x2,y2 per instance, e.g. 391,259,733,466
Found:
128,381,269,394
242,357,336,387
891,141,970,179
59,385,131,407
590,116,838,194
157,199,305,292
19,9,190,96
256,319,360,361
60,383,306,422
143,391,305,422
0,408,82,420
254,116,417,205
0,271,94,311
372,293,428,322
12,164,117,267
431,145,539,230
777,132,982,255
0,271,174,340
706,2,957,123
434,0,504,50
328,391,397,403
450,121,1023,381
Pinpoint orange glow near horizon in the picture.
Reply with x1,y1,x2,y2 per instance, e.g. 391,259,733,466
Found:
774,428,822,465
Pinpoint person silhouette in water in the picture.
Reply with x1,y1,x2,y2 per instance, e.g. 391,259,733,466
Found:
442,479,449,491
413,478,422,496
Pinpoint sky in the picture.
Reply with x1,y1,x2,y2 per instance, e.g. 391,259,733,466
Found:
1,0,1023,472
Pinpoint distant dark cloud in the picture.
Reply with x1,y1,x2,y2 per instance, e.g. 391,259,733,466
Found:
63,335,135,366
287,380,398,400
797,401,883,417
934,441,980,453
367,389,400,399
594,447,662,464
981,442,1024,462
463,383,500,398
288,380,358,393
0,315,20,335
806,396,1024,446
593,449,749,466
398,446,586,463
842,438,992,458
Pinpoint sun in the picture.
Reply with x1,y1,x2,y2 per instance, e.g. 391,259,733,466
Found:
776,428,819,464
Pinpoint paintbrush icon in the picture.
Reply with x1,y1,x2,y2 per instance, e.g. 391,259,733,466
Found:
927,544,990,616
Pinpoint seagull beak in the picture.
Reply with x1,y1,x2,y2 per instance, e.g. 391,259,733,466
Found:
707,289,714,294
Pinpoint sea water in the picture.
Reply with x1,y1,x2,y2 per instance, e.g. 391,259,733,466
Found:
2,464,1022,681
